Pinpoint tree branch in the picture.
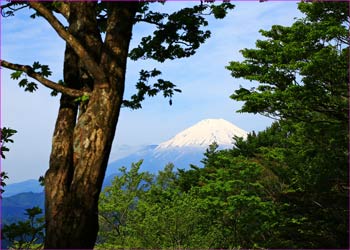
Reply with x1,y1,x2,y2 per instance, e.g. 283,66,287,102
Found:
53,2,70,20
28,2,107,83
134,17,164,28
1,59,87,98
1,2,28,17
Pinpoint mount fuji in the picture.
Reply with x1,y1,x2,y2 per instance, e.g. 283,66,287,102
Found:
3,119,248,195
2,119,247,227
156,118,247,149
104,119,247,185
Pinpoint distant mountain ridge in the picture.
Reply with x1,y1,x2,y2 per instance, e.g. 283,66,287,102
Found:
2,192,44,224
3,179,43,198
4,119,248,194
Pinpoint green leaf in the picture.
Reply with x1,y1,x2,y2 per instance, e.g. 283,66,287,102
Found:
18,78,28,87
32,61,40,70
24,82,38,92
10,71,23,80
81,94,90,102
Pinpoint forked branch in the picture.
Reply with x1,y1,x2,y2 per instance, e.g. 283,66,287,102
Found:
1,60,87,98
28,2,107,83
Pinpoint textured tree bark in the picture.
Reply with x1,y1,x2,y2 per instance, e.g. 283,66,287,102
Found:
44,2,138,248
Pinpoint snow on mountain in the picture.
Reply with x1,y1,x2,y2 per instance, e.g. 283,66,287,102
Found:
105,118,248,186
156,118,247,150
6,119,248,195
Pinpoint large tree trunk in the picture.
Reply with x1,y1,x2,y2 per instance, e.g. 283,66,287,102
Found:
44,3,138,248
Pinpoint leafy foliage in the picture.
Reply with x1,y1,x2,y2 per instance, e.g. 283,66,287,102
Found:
123,1,234,108
226,2,349,248
122,69,182,109
2,207,45,249
1,127,17,195
1,171,9,196
74,93,90,103
10,62,52,93
227,2,348,123
98,160,154,248
129,2,235,62
97,154,277,249
1,127,17,160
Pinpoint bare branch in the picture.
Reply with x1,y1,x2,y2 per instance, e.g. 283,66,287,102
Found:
1,59,87,98
28,2,107,83
134,17,164,28
174,40,191,47
259,112,280,121
1,2,28,17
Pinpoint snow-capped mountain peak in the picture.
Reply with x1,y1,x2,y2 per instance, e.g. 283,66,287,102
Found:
156,119,247,150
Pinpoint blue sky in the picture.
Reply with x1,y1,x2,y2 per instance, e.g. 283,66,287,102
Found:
1,1,302,183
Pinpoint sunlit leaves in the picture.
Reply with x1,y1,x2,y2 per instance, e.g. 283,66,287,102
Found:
10,71,23,80
74,93,90,103
98,161,154,247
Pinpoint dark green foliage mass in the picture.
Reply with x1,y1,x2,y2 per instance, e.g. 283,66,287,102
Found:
129,2,234,62
226,1,349,248
227,2,348,124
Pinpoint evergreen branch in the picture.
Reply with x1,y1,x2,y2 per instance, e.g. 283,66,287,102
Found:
28,2,107,83
1,59,87,98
